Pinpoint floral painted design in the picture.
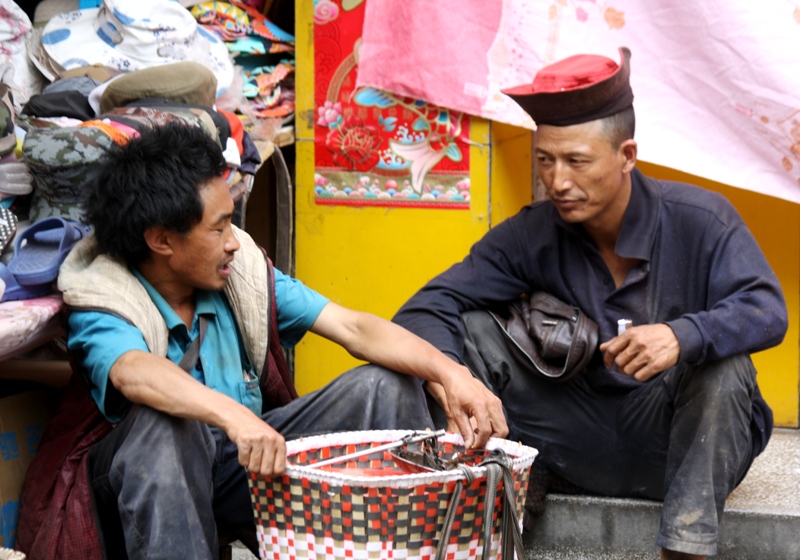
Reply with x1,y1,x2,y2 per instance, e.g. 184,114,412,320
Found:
325,116,382,171
314,0,470,208
317,100,342,127
313,0,339,25
353,88,466,195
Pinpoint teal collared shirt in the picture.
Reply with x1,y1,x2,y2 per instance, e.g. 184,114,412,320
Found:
68,267,328,422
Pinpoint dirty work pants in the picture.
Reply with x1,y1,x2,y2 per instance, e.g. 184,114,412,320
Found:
460,310,758,557
91,365,433,560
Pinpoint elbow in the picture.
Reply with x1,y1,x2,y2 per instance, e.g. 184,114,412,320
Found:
771,294,789,343
759,307,789,349
108,351,145,400
774,311,789,345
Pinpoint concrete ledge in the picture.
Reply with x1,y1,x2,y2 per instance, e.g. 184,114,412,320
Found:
523,494,800,559
523,428,800,559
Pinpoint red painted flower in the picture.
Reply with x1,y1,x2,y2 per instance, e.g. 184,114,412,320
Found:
325,116,382,171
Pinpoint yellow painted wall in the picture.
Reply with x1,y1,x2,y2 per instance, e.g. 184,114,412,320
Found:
490,122,535,226
294,118,512,394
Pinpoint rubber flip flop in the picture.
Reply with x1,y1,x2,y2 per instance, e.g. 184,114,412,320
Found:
0,262,52,303
7,217,91,286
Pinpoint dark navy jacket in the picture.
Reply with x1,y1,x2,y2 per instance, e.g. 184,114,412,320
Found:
394,168,787,444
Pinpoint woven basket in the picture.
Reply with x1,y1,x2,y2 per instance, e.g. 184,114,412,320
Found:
248,430,537,560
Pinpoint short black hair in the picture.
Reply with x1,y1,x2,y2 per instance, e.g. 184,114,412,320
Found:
600,105,636,148
83,122,227,266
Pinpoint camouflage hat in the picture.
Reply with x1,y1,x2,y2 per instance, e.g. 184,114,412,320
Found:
22,125,115,223
101,105,221,146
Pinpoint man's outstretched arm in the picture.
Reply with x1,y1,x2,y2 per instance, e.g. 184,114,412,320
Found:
309,302,508,449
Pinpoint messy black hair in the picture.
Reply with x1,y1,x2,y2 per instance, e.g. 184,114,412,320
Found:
600,105,636,149
83,122,227,266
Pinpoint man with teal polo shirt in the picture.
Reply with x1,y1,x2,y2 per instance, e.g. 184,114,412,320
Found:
52,122,507,560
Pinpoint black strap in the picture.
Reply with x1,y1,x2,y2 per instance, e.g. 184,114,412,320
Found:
434,451,525,560
480,452,526,560
178,316,208,372
435,467,475,560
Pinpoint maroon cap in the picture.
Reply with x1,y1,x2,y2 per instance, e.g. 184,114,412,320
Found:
502,47,633,126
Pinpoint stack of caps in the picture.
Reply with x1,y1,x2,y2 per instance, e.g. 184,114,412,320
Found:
35,0,235,97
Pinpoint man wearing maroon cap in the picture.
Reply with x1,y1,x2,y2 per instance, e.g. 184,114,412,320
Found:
394,48,787,559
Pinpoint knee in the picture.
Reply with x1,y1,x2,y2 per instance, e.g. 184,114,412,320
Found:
126,406,216,464
109,408,216,497
359,365,424,400
694,354,754,389
683,354,755,409
462,309,491,330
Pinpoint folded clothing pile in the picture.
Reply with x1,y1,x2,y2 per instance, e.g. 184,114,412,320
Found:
190,0,295,120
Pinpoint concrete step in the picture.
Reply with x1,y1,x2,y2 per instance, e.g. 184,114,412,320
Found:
523,428,800,559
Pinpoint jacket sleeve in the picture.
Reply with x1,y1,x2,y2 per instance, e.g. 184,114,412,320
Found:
393,216,534,363
666,214,788,365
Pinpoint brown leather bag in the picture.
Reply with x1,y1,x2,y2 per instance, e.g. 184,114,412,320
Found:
488,292,599,382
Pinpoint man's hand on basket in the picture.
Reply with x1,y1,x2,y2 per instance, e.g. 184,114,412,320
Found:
226,411,287,477
432,366,508,449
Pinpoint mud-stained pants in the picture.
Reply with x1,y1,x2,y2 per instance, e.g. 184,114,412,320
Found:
459,310,758,557
91,365,432,560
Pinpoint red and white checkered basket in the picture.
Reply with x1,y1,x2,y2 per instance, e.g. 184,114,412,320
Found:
248,430,538,560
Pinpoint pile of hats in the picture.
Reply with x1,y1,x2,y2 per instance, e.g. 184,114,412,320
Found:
27,0,295,123
0,3,276,307
31,0,235,94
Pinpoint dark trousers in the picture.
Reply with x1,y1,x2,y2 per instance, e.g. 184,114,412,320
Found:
90,365,433,560
460,310,757,557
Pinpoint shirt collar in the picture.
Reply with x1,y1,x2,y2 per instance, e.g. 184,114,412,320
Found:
552,167,659,261
131,268,217,332
614,168,660,261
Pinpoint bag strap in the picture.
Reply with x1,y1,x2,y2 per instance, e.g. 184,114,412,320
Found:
177,316,208,372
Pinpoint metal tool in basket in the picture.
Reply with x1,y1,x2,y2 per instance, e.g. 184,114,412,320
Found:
304,429,448,468
304,430,526,560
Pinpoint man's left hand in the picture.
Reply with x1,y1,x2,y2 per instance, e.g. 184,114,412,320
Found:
599,323,680,382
